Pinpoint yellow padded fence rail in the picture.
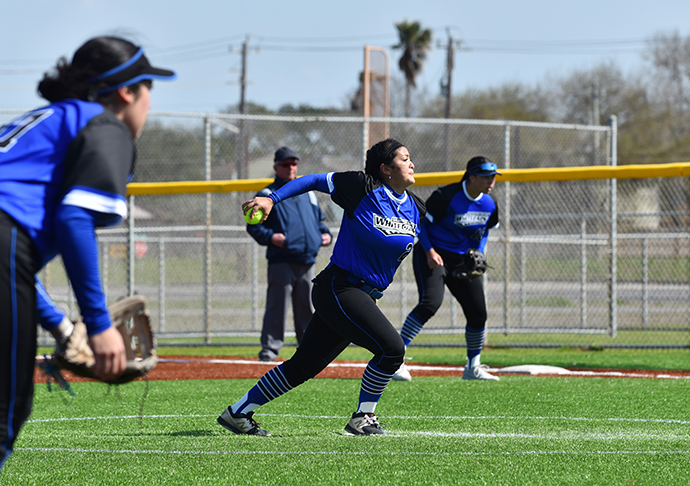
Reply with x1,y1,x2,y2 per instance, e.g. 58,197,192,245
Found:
126,162,690,196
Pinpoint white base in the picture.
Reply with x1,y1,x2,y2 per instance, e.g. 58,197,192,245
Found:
496,365,571,375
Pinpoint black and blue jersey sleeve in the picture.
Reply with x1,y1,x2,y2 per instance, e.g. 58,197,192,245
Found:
425,182,462,222
488,204,499,229
407,189,427,219
60,110,135,224
329,171,379,218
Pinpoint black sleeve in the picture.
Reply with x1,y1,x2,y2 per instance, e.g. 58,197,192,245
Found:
61,111,135,198
330,171,379,219
488,198,499,228
425,182,461,221
407,189,427,218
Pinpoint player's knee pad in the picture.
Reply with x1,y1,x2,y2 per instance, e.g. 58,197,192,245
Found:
373,338,406,374
280,354,326,387
466,318,487,332
376,353,405,375
412,299,442,323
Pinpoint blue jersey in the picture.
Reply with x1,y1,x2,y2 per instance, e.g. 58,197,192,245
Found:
267,172,425,291
419,180,499,256
0,99,135,334
329,172,424,290
0,99,133,262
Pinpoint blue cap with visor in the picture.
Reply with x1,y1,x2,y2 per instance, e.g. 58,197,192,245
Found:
464,156,502,177
89,47,177,95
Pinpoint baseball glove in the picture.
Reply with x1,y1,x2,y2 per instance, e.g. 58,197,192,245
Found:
52,295,157,385
450,249,488,279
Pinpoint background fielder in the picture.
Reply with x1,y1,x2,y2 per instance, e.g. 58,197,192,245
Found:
394,156,501,382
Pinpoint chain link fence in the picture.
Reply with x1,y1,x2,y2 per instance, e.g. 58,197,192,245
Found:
2,109,686,348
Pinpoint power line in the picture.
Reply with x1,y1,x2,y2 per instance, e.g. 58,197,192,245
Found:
148,35,247,54
0,34,656,73
468,37,646,46
257,45,364,52
463,37,648,54
251,33,396,43
465,46,644,55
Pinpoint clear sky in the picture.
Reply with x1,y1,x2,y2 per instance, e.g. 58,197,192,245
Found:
2,0,690,114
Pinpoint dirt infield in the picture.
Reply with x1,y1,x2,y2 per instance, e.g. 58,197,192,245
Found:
33,355,690,383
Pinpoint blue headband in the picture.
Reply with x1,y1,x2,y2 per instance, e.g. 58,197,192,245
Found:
89,48,144,83
88,47,177,96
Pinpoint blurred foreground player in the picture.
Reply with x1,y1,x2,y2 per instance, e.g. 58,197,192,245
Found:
0,36,175,470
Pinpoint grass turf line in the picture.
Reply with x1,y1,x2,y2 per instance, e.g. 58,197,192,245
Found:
4,375,690,485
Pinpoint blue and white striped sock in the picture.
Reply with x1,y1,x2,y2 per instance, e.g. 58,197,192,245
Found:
466,326,485,368
356,362,394,414
400,313,425,347
231,363,293,415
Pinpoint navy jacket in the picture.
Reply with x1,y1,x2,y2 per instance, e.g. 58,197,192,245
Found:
247,177,331,265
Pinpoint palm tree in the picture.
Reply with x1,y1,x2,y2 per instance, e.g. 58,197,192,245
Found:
394,20,432,117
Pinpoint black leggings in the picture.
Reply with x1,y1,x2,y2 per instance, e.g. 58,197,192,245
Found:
281,265,405,386
409,242,487,330
0,211,40,468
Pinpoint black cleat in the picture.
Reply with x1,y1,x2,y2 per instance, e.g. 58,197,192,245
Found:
344,412,386,436
217,408,270,436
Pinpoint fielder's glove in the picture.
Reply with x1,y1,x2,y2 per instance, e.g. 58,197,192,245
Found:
53,295,158,385
450,249,488,279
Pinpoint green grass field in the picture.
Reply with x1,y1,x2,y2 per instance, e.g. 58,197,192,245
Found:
3,348,689,485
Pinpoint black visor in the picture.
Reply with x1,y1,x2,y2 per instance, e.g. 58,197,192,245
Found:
90,47,176,95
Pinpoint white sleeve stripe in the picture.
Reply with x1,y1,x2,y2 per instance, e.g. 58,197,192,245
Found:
326,172,335,193
62,189,128,219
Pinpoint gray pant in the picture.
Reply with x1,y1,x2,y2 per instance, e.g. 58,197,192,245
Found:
259,262,315,361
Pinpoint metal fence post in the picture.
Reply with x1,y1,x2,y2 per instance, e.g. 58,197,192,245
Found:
159,236,166,333
450,296,456,329
361,118,368,169
502,123,511,334
204,117,212,343
520,242,526,328
101,242,109,304
609,115,618,337
642,236,648,328
252,240,259,331
128,194,135,297
399,262,406,326
580,217,587,329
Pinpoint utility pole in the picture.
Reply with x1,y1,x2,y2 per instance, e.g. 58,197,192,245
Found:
239,35,248,116
443,31,455,120
238,35,249,179
591,79,601,162
230,35,254,179
439,29,462,170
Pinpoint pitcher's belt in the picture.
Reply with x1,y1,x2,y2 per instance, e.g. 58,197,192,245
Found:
328,264,384,300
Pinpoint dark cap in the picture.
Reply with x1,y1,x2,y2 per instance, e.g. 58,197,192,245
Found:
90,47,177,95
465,156,502,177
274,146,299,162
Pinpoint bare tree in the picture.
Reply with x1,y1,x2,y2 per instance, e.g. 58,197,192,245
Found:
644,31,690,112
